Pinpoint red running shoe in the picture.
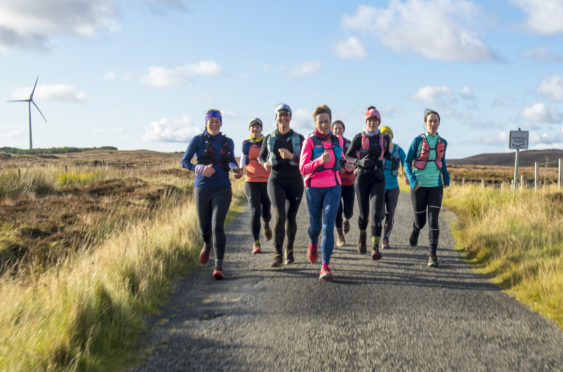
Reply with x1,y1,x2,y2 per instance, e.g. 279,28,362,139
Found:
308,241,318,263
199,244,210,264
371,248,382,261
319,266,333,281
252,241,261,254
263,223,272,241
271,254,283,268
212,266,224,280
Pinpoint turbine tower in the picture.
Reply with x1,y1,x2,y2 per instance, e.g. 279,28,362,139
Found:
7,76,47,150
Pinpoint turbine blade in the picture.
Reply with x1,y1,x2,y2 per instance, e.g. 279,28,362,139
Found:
32,100,47,122
30,76,39,99
7,99,30,103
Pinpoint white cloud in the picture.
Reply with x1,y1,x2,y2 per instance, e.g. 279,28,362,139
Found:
103,71,116,80
491,96,517,108
143,116,201,143
411,86,456,105
10,84,87,102
537,75,563,101
281,61,322,78
523,47,563,63
530,127,563,149
511,0,563,36
0,125,20,139
141,60,222,87
521,103,562,123
341,1,496,62
482,131,509,146
290,109,314,134
0,0,119,51
334,37,367,59
460,86,475,101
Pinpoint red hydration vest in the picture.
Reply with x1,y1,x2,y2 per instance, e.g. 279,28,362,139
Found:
414,134,445,170
356,132,385,161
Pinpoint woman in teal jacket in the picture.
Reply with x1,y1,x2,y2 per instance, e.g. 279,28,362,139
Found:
404,109,450,267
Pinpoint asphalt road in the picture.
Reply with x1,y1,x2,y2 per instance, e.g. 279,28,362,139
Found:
133,190,563,371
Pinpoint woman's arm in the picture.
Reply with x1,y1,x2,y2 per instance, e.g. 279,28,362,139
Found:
180,136,199,172
299,137,323,175
441,139,450,187
403,137,419,190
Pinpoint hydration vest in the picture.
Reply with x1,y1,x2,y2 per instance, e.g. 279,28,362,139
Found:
356,132,385,167
196,133,231,172
267,131,301,167
305,134,342,186
414,134,445,170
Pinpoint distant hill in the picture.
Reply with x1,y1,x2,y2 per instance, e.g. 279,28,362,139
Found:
449,149,562,167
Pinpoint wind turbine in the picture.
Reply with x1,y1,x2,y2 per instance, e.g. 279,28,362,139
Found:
7,76,47,150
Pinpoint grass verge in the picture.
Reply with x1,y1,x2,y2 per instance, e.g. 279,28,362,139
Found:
443,184,562,329
0,178,246,371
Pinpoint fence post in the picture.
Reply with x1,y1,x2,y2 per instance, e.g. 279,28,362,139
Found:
559,158,561,190
520,175,524,190
534,162,538,191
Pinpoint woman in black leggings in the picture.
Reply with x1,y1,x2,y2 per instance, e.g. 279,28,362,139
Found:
346,106,391,260
181,109,243,279
240,117,272,254
404,109,450,267
259,104,304,267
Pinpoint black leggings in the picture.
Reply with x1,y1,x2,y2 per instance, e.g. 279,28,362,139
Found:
267,176,304,255
383,188,400,240
335,184,354,228
245,182,271,241
194,186,232,262
355,175,386,237
411,186,443,251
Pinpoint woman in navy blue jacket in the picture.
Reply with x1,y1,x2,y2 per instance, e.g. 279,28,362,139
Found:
181,109,243,279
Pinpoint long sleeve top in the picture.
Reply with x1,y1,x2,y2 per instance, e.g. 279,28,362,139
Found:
404,132,450,189
299,134,345,188
180,131,238,189
240,137,270,183
384,143,406,190
346,130,392,181
258,129,304,181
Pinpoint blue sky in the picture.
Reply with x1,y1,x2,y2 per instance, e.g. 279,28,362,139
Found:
1,0,562,158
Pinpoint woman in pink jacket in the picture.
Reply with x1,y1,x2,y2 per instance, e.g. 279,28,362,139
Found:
299,104,353,280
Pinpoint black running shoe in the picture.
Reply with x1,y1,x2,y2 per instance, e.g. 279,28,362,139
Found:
285,250,294,265
409,229,419,247
271,254,283,268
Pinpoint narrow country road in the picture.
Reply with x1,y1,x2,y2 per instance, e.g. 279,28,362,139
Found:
133,191,563,371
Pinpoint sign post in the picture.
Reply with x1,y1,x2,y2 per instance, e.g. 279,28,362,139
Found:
509,129,529,189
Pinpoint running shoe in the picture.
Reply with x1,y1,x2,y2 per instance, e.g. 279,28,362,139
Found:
285,249,294,265
263,223,272,241
409,228,419,247
319,266,333,281
271,254,283,268
308,242,318,263
428,255,439,267
336,228,345,248
371,248,382,261
382,239,390,250
343,218,350,234
199,243,210,264
252,241,261,254
212,266,224,280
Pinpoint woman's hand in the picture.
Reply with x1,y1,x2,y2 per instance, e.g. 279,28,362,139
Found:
264,161,273,171
344,161,355,172
202,164,215,178
234,167,244,179
278,148,294,160
321,150,330,164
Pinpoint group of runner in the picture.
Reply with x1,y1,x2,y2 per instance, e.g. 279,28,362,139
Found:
181,105,450,280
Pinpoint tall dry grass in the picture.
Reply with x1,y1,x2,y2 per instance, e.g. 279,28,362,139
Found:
443,184,562,328
0,174,246,370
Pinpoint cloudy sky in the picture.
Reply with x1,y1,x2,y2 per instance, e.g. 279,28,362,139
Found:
1,0,562,158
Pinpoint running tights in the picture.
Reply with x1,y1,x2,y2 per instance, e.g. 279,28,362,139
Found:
245,182,271,241
194,186,232,262
411,186,443,252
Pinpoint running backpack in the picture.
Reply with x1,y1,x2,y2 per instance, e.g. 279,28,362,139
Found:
413,134,445,170
305,134,342,186
196,133,232,172
267,131,301,167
